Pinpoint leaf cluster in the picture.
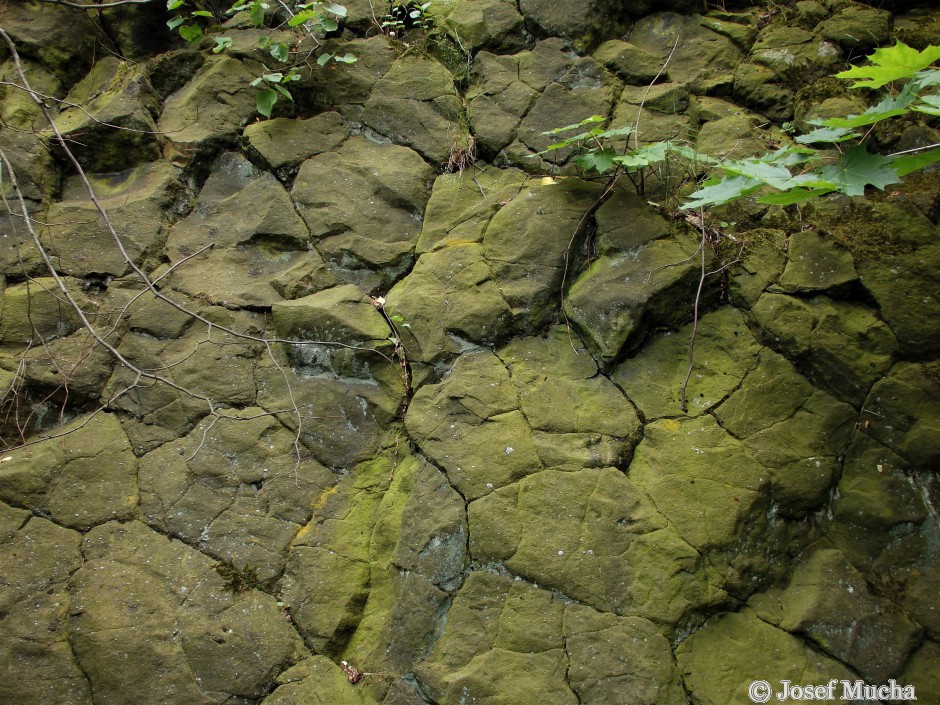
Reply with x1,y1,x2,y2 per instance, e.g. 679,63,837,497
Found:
540,42,940,212
166,0,356,117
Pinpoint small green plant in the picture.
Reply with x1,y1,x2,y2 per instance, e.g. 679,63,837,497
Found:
381,1,433,36
539,42,940,211
166,0,355,118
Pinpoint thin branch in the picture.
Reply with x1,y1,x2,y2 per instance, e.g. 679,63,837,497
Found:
679,208,707,413
36,0,156,8
633,33,681,151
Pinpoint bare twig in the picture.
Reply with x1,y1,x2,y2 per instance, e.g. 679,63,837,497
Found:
679,208,707,413
36,0,156,8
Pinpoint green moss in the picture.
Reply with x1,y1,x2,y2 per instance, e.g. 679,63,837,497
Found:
214,562,259,594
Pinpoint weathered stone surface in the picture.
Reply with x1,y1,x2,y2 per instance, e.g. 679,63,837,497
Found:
167,152,309,258
593,40,666,84
564,232,707,366
509,58,619,167
261,656,381,705
273,284,388,346
157,56,259,163
361,55,463,166
336,455,464,685
243,111,349,172
469,467,723,625
385,244,512,363
727,230,788,308
613,307,761,419
255,347,400,468
140,410,336,583
483,178,605,331
466,51,540,155
416,165,526,253
106,314,262,451
899,641,940,705
750,293,897,404
405,352,539,499
628,13,744,93
815,3,891,50
695,114,768,159
279,453,393,653
676,609,855,705
749,25,842,84
0,277,88,345
53,57,160,173
301,36,397,117
774,230,857,294
860,362,940,469
0,506,89,705
0,2,98,84
857,245,940,358
291,137,434,291
0,413,136,530
417,571,689,705
442,0,525,52
44,161,180,277
594,189,672,254
71,520,305,704
776,549,922,681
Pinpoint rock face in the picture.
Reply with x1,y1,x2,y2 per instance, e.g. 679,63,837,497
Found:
0,0,938,704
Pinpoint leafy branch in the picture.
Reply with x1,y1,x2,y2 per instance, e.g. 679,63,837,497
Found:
167,0,355,117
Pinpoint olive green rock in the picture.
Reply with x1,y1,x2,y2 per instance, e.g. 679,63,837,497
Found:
0,507,89,705
469,467,723,625
71,520,305,705
0,413,137,530
564,605,688,705
675,609,855,705
361,55,463,165
167,152,309,256
593,40,667,84
405,352,541,499
815,3,891,50
416,572,576,705
483,178,606,331
776,548,922,681
53,57,160,173
774,231,857,294
627,13,745,93
261,656,382,705
750,293,897,404
385,244,513,363
0,276,88,346
613,306,761,420
44,161,181,277
0,1,98,84
255,347,401,468
243,111,349,172
416,165,527,254
857,245,940,358
139,410,336,584
860,362,940,468
279,453,394,653
564,232,708,366
466,51,540,154
442,0,525,52
898,641,940,705
291,137,434,291
157,56,260,163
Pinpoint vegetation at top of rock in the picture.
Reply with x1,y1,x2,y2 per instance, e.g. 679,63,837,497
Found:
166,0,355,117
540,41,940,210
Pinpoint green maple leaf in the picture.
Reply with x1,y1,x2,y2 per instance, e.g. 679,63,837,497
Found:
818,146,901,197
575,149,617,174
836,42,940,89
682,175,762,209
